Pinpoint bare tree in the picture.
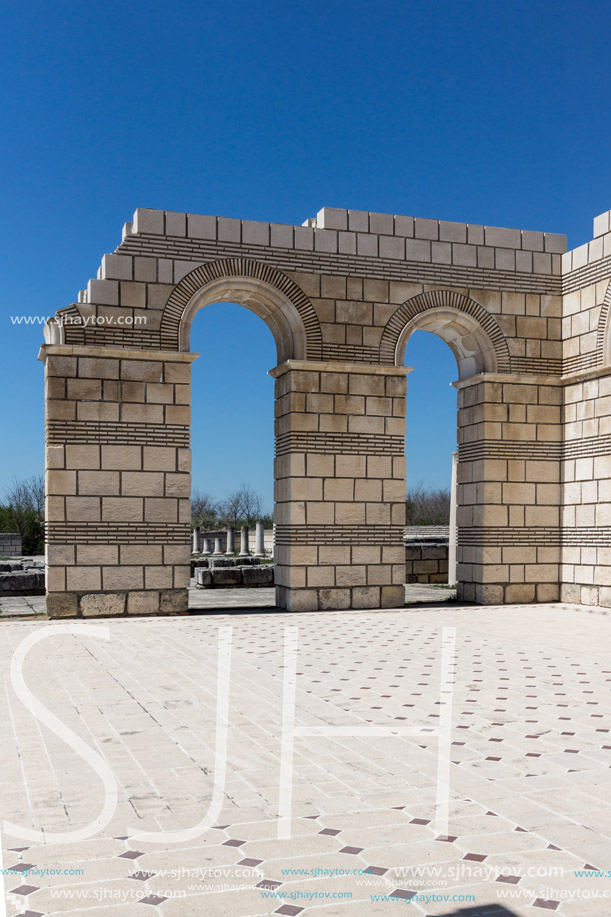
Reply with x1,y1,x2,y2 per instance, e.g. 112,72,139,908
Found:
405,482,451,526
1,474,45,553
4,474,45,517
237,483,263,526
218,483,264,527
190,488,221,530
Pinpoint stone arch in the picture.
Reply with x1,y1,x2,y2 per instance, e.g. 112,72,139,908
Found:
379,289,511,379
595,280,611,365
159,259,323,361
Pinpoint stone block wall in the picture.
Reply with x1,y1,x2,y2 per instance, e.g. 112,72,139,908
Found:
40,204,611,614
456,376,562,604
43,346,194,617
561,371,611,605
272,361,407,611
0,534,22,556
405,543,449,584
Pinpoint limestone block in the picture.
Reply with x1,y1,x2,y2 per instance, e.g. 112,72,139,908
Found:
101,446,142,470
380,585,405,608
187,213,216,239
81,593,126,617
66,567,101,591
46,470,77,495
78,471,120,495
145,566,174,589
103,566,144,590
66,497,101,521
77,545,119,565
47,593,78,618
158,589,188,613
242,566,274,586
127,591,160,615
212,568,242,587
195,568,213,586
144,498,178,522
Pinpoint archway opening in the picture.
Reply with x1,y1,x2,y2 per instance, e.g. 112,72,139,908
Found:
404,329,459,604
188,300,278,611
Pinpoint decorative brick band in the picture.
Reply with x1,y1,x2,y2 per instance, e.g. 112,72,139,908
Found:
321,343,381,364
379,289,512,370
459,527,561,546
562,253,611,294
120,234,563,295
47,420,190,447
563,352,599,375
46,522,190,544
159,258,323,356
557,279,611,376
459,441,563,462
275,431,405,456
460,433,611,462
460,526,611,547
275,524,404,545
511,356,563,374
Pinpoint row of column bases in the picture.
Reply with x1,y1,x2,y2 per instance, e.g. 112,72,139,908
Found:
191,522,266,557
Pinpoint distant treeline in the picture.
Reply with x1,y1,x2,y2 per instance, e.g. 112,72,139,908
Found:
191,483,273,530
405,483,451,526
0,474,45,554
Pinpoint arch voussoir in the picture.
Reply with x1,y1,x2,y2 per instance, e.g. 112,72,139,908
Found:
380,289,511,376
159,258,322,359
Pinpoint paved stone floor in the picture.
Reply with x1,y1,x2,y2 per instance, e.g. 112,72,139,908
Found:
1,601,611,916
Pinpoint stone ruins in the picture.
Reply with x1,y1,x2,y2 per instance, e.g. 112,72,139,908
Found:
40,205,611,616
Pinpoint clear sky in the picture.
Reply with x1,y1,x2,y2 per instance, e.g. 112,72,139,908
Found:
1,0,609,510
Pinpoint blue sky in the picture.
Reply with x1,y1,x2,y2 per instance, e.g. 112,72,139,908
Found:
1,0,609,510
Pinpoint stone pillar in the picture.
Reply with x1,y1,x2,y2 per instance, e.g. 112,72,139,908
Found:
226,526,236,555
561,371,611,606
455,374,562,604
192,526,201,554
239,526,250,556
448,451,458,585
213,537,223,555
202,537,212,555
271,360,407,612
254,521,265,557
41,344,195,618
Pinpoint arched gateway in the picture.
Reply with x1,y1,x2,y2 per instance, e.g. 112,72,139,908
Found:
41,205,611,615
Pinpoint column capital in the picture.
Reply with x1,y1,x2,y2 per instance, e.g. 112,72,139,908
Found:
268,359,412,378
38,344,199,364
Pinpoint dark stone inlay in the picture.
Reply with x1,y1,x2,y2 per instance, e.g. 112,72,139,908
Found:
390,888,417,900
9,885,40,896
